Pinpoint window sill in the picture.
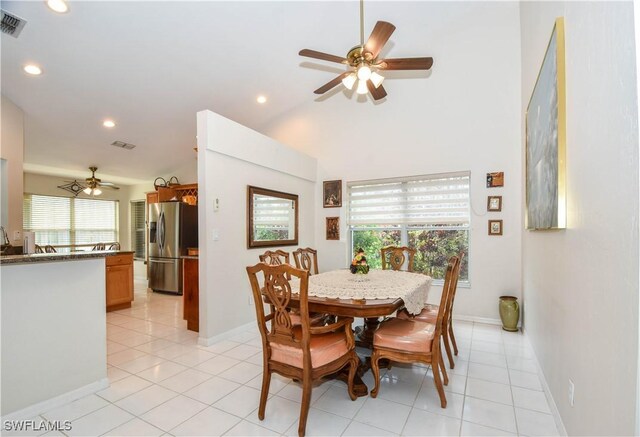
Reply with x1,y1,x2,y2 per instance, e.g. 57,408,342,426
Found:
431,279,471,289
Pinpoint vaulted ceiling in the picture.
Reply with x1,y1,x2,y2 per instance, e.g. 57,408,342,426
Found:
1,1,486,183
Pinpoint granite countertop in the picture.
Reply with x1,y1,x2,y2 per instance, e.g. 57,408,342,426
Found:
181,255,199,260
0,250,135,265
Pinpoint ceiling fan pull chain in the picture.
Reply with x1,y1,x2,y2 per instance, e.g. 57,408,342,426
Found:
360,0,364,46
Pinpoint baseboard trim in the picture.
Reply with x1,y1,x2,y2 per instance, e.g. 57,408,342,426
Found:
453,314,523,328
522,329,568,436
1,377,109,422
198,321,255,347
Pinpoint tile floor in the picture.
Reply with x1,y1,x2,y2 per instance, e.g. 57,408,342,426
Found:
12,280,561,436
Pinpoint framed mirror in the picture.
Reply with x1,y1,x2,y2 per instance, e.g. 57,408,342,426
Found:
247,186,299,249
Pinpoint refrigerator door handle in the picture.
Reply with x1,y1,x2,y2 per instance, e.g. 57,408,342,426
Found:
149,259,175,264
158,211,165,251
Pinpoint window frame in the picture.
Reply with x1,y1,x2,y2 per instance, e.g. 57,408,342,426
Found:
23,193,119,251
130,199,146,260
347,172,471,286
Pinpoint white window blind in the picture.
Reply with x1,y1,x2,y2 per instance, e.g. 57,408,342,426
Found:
131,200,146,260
23,194,118,248
348,172,471,227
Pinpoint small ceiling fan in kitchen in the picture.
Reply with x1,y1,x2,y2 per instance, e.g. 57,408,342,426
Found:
57,166,120,197
298,0,434,100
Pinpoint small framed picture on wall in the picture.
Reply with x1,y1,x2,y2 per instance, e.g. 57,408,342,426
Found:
486,172,504,188
487,196,502,212
488,220,503,236
326,217,340,240
323,180,342,208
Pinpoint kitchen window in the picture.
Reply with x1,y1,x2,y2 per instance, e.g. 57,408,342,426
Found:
348,172,470,283
23,194,118,251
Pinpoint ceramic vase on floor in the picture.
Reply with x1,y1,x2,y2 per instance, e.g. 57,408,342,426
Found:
499,296,519,331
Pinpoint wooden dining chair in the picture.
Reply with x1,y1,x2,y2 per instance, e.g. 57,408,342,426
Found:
381,246,417,272
44,245,57,253
292,248,319,275
258,249,290,266
370,256,459,408
396,255,464,369
246,262,359,437
35,244,45,254
107,243,121,250
259,249,325,326
92,243,106,251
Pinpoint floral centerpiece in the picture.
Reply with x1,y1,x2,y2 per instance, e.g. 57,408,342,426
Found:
350,248,370,274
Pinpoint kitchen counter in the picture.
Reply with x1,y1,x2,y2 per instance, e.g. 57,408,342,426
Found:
180,255,199,260
0,250,134,265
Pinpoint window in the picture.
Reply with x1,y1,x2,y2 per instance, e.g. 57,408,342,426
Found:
23,194,118,251
131,200,146,260
348,172,470,282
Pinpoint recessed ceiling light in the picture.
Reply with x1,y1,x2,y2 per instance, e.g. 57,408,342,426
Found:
23,64,42,75
103,120,116,128
46,0,69,13
256,95,267,104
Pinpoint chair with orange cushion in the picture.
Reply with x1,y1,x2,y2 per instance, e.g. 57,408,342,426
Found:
246,262,359,437
370,256,459,408
396,254,464,369
381,246,417,272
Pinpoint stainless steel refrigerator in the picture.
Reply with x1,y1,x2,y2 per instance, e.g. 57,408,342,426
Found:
148,202,198,295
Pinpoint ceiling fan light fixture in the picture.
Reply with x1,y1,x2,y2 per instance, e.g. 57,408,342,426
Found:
93,188,102,196
370,71,384,88
341,73,357,90
356,65,372,81
83,187,92,195
356,79,369,95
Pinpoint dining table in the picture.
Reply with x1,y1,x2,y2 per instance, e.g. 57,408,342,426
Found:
288,268,433,396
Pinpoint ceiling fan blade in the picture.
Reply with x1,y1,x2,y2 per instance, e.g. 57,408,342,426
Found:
379,57,433,70
366,80,387,100
98,183,120,190
314,72,351,94
364,21,396,59
299,49,347,64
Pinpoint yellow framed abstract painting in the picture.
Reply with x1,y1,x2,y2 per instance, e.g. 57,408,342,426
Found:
526,17,566,230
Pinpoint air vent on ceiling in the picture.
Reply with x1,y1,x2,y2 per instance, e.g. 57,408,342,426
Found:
111,141,136,150
1,10,26,38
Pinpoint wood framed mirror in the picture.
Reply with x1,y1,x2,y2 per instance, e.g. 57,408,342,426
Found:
247,186,299,249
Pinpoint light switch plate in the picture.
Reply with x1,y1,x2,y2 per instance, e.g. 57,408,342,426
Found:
13,230,21,241
212,229,220,241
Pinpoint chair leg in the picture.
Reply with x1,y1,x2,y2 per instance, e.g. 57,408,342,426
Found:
442,330,455,369
370,350,381,398
258,370,271,420
298,378,312,437
347,355,358,401
431,355,447,408
439,351,449,386
449,322,458,356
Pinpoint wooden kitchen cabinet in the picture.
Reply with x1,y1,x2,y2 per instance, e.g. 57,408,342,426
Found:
106,253,134,311
183,257,199,332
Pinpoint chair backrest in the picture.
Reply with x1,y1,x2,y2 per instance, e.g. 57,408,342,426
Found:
92,243,106,251
434,256,459,336
246,263,312,367
108,243,121,251
35,244,44,254
292,247,319,275
442,254,463,330
44,245,57,253
381,246,417,272
258,250,290,266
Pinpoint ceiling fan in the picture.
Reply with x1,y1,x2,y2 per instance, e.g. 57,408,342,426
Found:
299,0,433,101
83,166,120,196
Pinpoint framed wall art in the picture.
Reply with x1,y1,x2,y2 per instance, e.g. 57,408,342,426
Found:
323,180,342,208
488,220,503,236
486,172,504,188
526,17,566,230
326,217,340,240
487,196,502,212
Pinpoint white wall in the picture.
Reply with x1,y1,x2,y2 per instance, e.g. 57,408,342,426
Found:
263,1,522,321
1,259,107,417
520,2,639,435
197,110,316,342
0,95,24,245
24,172,136,250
